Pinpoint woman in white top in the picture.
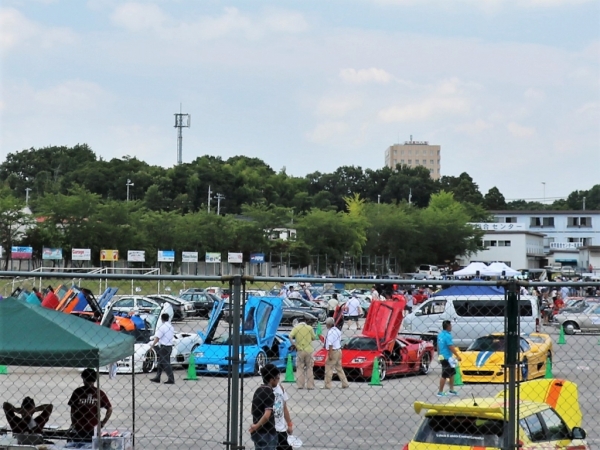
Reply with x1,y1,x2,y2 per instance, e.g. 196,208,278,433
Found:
272,383,293,450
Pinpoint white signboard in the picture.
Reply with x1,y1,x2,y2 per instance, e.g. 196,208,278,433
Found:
205,252,221,263
470,223,526,231
182,251,199,263
72,248,91,261
228,252,243,264
128,250,145,262
158,250,175,262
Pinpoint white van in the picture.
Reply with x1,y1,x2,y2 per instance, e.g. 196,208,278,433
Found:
400,295,540,349
417,264,441,279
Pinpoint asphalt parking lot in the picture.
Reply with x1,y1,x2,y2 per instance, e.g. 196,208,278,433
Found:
1,319,599,449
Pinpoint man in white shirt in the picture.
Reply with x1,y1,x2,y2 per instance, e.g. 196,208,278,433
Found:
278,282,289,299
327,294,339,318
343,295,362,330
287,286,302,300
149,313,175,384
323,318,349,389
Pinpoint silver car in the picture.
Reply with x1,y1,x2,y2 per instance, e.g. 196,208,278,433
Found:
554,302,600,335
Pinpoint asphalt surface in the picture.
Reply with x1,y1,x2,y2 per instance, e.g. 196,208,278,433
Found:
1,319,598,449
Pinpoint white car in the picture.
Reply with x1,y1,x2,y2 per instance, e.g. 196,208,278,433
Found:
99,304,201,374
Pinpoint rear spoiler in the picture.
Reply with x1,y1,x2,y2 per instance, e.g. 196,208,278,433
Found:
414,401,503,416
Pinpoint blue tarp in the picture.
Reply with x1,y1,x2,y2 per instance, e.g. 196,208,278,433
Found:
432,284,505,297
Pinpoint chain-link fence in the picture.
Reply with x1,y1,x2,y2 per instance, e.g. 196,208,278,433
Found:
0,272,598,450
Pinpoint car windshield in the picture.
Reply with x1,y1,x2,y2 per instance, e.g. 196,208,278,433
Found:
415,415,505,447
212,334,258,346
343,337,378,351
468,336,505,352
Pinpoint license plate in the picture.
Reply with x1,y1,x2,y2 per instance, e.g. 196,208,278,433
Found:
207,364,219,372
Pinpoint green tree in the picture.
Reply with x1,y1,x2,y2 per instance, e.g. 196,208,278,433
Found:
439,173,484,205
483,187,507,210
0,190,33,269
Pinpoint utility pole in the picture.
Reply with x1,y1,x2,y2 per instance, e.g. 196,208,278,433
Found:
207,185,212,213
216,193,225,215
126,179,134,202
408,188,412,205
542,182,546,203
174,104,191,165
25,188,32,207
583,197,586,211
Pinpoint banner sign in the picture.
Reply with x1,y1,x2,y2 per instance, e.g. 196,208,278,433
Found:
228,252,243,264
72,248,91,261
250,253,265,264
128,250,146,262
205,252,221,263
42,248,63,260
100,249,119,261
182,251,199,263
157,250,175,262
469,222,526,231
11,246,33,260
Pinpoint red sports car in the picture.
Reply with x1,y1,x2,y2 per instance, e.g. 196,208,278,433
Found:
313,300,435,381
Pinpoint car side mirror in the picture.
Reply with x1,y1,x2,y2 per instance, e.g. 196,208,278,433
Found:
414,310,423,316
571,427,586,440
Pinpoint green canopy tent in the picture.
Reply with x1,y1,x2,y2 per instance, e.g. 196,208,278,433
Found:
0,298,134,367
0,298,135,443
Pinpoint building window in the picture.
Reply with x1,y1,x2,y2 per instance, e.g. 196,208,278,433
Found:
505,217,517,223
408,160,412,164
498,241,511,247
484,240,497,247
415,159,419,164
530,217,554,227
437,150,440,155
430,160,434,165
429,168,433,173
393,159,397,164
437,159,440,165
409,150,412,155
568,217,592,227
437,168,440,173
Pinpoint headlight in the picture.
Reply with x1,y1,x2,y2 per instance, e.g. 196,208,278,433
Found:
351,357,367,363
314,356,325,362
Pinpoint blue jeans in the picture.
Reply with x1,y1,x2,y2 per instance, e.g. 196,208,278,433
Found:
251,431,277,450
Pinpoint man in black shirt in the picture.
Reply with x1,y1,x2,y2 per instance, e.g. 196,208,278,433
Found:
249,363,279,450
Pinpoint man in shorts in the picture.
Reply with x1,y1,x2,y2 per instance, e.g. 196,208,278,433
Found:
343,295,362,330
437,320,461,397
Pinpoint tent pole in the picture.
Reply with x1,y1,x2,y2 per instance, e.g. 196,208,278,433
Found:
132,351,136,449
97,364,102,445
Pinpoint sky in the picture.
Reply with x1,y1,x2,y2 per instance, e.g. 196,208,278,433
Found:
1,0,599,203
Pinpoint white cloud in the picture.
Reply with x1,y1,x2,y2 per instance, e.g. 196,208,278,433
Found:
524,88,545,101
339,68,392,84
0,7,74,52
575,102,599,115
507,122,536,138
306,121,348,144
366,0,594,9
109,5,308,41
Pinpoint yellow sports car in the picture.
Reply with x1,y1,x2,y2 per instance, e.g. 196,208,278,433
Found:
404,379,588,450
459,333,552,383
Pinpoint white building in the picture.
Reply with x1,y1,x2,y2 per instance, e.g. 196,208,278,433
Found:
458,228,545,269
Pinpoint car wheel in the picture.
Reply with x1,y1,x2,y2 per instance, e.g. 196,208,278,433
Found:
419,352,431,375
183,344,199,369
142,349,157,373
563,321,578,335
254,351,267,375
521,357,529,381
376,357,386,381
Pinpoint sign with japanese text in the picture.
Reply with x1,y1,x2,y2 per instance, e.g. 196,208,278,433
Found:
469,223,526,231
42,248,63,260
100,249,119,261
72,248,91,261
128,250,146,262
11,246,33,260
157,250,175,262
205,252,221,263
182,251,199,263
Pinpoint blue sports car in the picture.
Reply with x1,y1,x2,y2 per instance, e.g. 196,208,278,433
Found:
193,296,296,375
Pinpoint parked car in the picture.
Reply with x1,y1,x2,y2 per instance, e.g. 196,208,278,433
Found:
179,290,216,317
284,297,327,322
99,301,201,374
405,379,588,450
313,301,434,381
193,296,296,375
146,294,195,321
109,295,172,317
459,333,552,383
554,302,600,335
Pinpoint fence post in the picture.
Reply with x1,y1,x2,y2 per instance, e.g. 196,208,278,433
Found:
504,280,519,450
227,275,243,449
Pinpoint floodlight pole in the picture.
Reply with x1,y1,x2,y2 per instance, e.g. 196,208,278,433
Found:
25,188,32,207
174,104,191,165
216,193,225,215
126,179,134,202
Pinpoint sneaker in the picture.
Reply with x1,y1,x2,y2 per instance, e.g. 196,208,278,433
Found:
448,390,459,396
436,392,447,397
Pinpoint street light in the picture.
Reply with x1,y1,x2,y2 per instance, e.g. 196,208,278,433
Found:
541,182,546,204
126,179,134,202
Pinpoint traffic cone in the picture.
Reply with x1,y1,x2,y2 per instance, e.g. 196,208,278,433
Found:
283,354,295,383
557,326,566,345
544,358,553,379
369,358,383,386
0,366,7,375
184,353,198,381
454,364,463,386
315,322,322,337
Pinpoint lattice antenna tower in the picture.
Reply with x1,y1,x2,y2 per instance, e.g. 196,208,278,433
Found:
174,103,191,165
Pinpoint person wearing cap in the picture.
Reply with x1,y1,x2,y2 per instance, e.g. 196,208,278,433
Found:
68,369,112,442
3,397,53,434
